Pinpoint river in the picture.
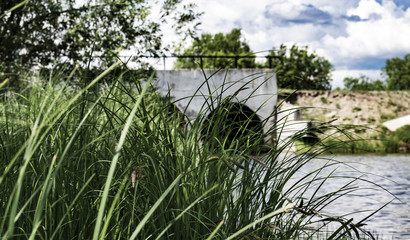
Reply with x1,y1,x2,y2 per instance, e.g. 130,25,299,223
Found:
289,155,410,239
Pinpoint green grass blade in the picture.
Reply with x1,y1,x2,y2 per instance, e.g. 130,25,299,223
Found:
326,218,354,240
226,202,295,240
0,78,8,89
155,184,219,240
129,174,182,240
3,93,49,239
205,219,225,240
0,62,121,187
28,154,57,240
50,174,95,239
0,0,30,19
92,74,153,240
99,175,129,240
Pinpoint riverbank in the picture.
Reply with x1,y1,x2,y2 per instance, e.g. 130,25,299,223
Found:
279,90,410,153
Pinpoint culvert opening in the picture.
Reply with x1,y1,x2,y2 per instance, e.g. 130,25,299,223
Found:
201,102,264,151
158,95,187,128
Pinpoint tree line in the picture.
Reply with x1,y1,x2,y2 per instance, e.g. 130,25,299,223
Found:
1,2,408,90
342,54,410,91
174,29,410,91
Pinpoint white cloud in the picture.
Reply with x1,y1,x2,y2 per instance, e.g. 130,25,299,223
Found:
320,0,410,65
264,1,308,20
347,0,386,18
195,0,341,52
193,0,409,64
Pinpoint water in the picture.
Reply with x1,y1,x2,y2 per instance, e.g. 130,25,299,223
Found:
289,155,410,239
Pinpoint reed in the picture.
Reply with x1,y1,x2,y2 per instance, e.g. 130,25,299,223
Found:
0,64,388,239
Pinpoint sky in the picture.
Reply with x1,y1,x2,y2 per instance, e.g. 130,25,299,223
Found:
160,0,410,89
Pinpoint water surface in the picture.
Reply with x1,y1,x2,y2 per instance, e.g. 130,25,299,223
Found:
290,155,409,239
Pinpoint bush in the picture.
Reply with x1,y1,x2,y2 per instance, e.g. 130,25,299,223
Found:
381,113,395,121
335,103,341,109
367,116,376,123
352,106,362,112
395,125,410,143
381,125,410,152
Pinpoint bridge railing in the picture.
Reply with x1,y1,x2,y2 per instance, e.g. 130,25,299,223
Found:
134,55,280,70
1,55,279,71
165,55,278,69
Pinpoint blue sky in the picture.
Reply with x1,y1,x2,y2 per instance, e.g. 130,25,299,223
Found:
171,0,410,89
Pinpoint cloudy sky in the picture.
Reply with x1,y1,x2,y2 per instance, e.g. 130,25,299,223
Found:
165,0,410,89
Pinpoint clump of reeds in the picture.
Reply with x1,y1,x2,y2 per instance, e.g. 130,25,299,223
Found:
0,63,389,239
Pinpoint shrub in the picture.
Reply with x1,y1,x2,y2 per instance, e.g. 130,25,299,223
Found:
352,106,362,112
367,116,376,123
335,103,341,109
381,113,395,121
395,125,410,144
320,96,328,104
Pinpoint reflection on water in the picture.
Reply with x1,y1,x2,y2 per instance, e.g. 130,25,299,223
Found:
289,155,410,240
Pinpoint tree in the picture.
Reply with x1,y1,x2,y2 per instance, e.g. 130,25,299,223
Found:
174,28,256,69
383,54,410,90
265,44,332,90
0,0,201,86
343,75,386,91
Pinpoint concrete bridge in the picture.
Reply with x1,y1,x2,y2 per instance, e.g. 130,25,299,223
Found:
154,69,278,137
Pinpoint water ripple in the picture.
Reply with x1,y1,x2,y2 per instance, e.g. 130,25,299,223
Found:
288,154,410,240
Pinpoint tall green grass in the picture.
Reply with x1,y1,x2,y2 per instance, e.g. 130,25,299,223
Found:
0,64,388,239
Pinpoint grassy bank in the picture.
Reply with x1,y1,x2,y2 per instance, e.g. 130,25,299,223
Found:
279,90,410,154
0,65,389,239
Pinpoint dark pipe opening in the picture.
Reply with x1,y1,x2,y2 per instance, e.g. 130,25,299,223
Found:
201,102,263,151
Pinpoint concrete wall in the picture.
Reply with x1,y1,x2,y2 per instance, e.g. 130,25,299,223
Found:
276,104,309,146
383,114,410,131
154,69,278,132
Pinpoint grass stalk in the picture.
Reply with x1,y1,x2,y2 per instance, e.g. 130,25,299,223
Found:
130,174,182,240
92,73,153,240
0,66,393,239
226,202,296,240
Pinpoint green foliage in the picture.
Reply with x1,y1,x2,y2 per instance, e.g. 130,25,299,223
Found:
379,127,408,153
320,97,328,104
367,116,376,123
381,113,395,121
0,67,384,239
174,28,256,69
384,54,410,90
343,75,386,91
0,0,201,86
387,99,398,106
335,103,341,109
343,117,351,122
343,53,410,91
326,124,410,154
352,106,362,112
266,44,332,90
395,125,410,144
322,139,379,154
175,39,334,90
